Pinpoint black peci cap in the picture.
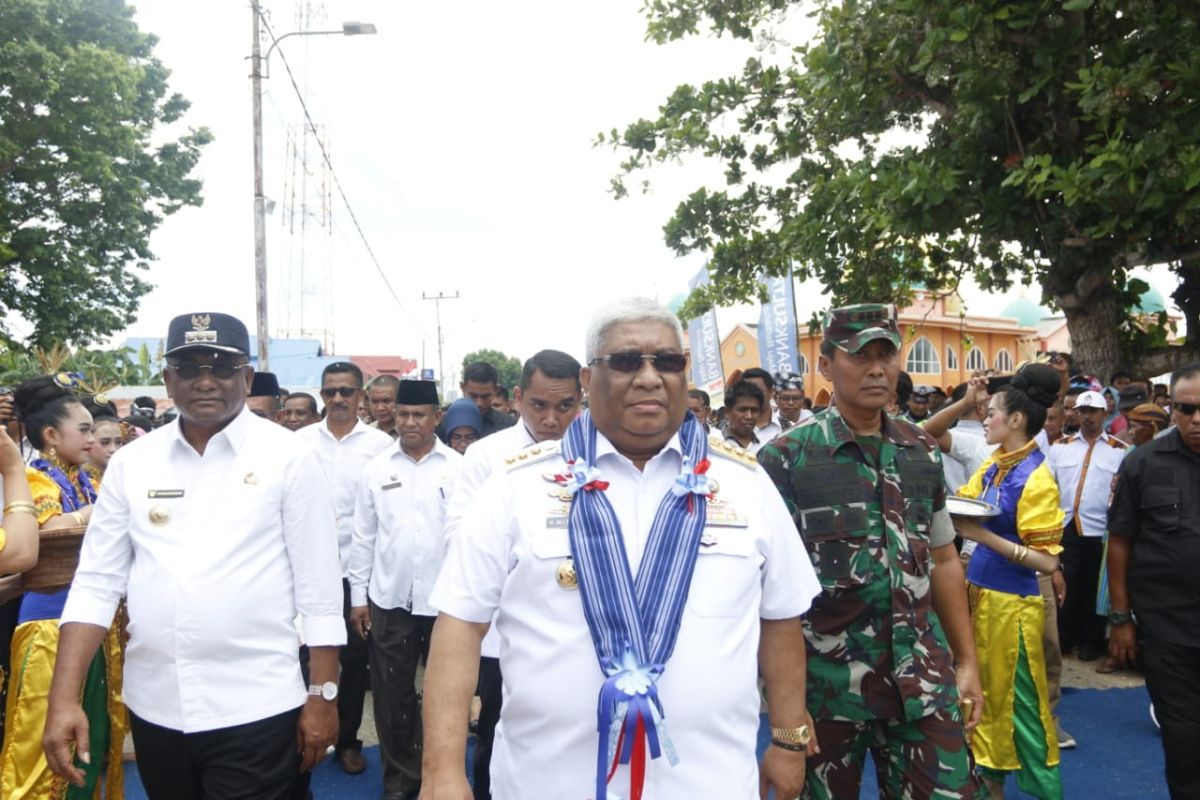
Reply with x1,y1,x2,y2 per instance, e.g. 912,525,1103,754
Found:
165,313,251,358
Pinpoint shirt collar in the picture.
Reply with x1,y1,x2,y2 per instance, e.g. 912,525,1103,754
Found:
992,438,1039,468
169,405,253,455
824,407,918,451
595,428,684,468
319,418,373,441
392,435,452,465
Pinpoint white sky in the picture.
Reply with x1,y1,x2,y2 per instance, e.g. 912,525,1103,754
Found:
121,0,1182,372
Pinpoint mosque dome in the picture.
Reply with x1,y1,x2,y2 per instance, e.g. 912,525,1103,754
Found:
1136,286,1166,314
666,292,688,314
1000,296,1048,327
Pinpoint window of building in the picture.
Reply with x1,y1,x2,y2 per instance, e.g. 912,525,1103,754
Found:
904,336,940,374
966,347,987,372
799,353,809,375
945,345,959,370
734,342,746,358
994,348,1014,373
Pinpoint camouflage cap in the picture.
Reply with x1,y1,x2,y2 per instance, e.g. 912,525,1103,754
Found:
822,303,902,354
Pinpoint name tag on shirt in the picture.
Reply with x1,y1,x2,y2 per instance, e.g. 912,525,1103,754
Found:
382,481,403,491
148,489,185,499
705,500,748,528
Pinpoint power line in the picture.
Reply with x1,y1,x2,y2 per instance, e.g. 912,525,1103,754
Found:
256,10,423,335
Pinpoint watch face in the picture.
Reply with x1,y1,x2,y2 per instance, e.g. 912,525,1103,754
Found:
321,682,338,701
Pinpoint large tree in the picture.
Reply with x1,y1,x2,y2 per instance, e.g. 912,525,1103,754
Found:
461,348,523,391
0,0,211,349
606,0,1200,379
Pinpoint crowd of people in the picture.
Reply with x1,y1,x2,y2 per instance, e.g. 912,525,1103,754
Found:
0,299,1194,800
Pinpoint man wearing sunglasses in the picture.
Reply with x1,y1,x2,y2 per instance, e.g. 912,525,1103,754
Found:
46,312,346,798
424,298,819,800
298,361,392,776
1107,361,1200,799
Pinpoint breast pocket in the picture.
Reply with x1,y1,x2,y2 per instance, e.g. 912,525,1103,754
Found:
688,532,756,619
1140,486,1181,533
800,504,873,590
529,529,585,622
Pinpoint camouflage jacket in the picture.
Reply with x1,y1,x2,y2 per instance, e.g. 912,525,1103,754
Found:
758,407,958,723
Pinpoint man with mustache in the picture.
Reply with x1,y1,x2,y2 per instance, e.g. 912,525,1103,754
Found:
298,361,392,776
758,304,984,799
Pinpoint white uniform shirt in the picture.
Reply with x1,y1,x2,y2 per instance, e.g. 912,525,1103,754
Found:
752,412,784,453
1047,431,1129,537
446,423,537,658
61,408,345,733
349,438,462,613
430,431,820,800
944,422,991,494
298,419,392,575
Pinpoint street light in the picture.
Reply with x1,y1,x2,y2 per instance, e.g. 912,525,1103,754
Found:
250,4,377,370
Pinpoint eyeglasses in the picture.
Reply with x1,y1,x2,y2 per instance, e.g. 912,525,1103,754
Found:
320,386,358,399
1174,401,1200,416
166,361,249,380
588,353,688,374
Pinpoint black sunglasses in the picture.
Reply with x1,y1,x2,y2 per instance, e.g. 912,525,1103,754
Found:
167,361,248,380
588,353,688,374
320,387,358,399
1173,401,1200,416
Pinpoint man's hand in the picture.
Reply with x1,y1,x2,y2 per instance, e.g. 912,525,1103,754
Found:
295,697,338,772
1109,621,1137,667
418,775,474,800
759,744,806,800
43,698,91,786
1051,569,1066,607
955,660,984,730
350,605,370,639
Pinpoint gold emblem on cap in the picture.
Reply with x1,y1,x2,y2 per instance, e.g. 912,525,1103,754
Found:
191,313,212,331
244,472,258,485
555,558,578,590
149,505,170,526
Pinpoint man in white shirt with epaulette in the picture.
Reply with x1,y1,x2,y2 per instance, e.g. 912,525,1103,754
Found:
423,298,820,800
45,312,345,798
349,379,462,800
297,361,391,776
1048,389,1129,663
444,348,582,800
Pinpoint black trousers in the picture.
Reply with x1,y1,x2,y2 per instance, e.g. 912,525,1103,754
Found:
0,594,21,744
130,708,302,800
1058,532,1106,651
338,578,370,754
1142,636,1200,800
370,602,436,794
473,656,503,800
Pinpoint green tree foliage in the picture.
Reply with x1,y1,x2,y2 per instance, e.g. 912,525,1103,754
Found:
0,342,162,388
605,0,1200,378
461,348,522,390
0,0,212,349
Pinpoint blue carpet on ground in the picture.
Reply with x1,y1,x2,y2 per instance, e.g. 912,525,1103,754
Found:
122,686,1167,798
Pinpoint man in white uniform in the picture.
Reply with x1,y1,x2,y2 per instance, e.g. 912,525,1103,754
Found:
444,349,583,800
350,380,462,800
423,298,820,800
44,312,345,798
297,361,392,775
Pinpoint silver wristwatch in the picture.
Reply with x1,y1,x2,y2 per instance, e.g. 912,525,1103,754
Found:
308,681,338,702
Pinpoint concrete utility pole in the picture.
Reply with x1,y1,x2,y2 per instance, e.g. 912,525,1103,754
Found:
251,1,269,369
423,291,459,399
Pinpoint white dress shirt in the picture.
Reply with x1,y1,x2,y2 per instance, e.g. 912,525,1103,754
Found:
1047,431,1129,537
944,422,991,494
430,430,820,800
298,419,392,575
752,412,784,454
61,408,345,733
349,438,462,613
446,423,537,659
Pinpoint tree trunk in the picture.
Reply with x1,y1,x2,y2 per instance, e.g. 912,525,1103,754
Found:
1057,291,1126,381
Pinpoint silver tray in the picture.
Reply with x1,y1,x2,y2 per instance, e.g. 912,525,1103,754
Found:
946,496,1001,518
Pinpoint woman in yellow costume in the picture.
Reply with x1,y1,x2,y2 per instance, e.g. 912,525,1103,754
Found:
954,364,1065,800
0,376,126,799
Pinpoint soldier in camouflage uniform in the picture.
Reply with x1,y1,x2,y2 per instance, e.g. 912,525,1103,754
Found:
758,304,985,800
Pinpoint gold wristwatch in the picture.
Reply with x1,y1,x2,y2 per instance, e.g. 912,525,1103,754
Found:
771,724,813,746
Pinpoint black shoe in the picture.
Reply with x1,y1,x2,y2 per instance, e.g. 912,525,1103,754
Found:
1078,642,1104,662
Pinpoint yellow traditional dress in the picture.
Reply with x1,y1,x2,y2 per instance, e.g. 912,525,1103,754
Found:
959,440,1064,799
0,463,126,800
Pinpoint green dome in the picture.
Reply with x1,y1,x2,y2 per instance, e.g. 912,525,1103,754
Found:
1001,296,1047,327
666,292,688,314
1137,286,1166,314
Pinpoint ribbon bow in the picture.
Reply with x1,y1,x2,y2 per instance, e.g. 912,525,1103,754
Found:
565,459,610,494
670,456,712,513
597,648,677,800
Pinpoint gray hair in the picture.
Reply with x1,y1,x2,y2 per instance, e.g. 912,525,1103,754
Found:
585,297,685,361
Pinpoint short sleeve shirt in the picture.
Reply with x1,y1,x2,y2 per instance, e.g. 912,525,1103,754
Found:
757,407,959,723
1108,429,1200,648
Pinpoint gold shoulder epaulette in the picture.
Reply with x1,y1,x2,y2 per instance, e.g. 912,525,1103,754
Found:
1107,436,1129,449
1054,434,1076,446
707,434,759,469
503,439,561,471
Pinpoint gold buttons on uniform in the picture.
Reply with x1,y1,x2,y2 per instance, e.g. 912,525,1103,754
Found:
556,558,578,590
149,505,170,526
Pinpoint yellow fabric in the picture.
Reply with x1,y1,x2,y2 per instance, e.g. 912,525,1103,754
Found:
968,584,1060,772
957,442,1064,555
25,468,64,525
0,526,7,552
0,618,125,800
